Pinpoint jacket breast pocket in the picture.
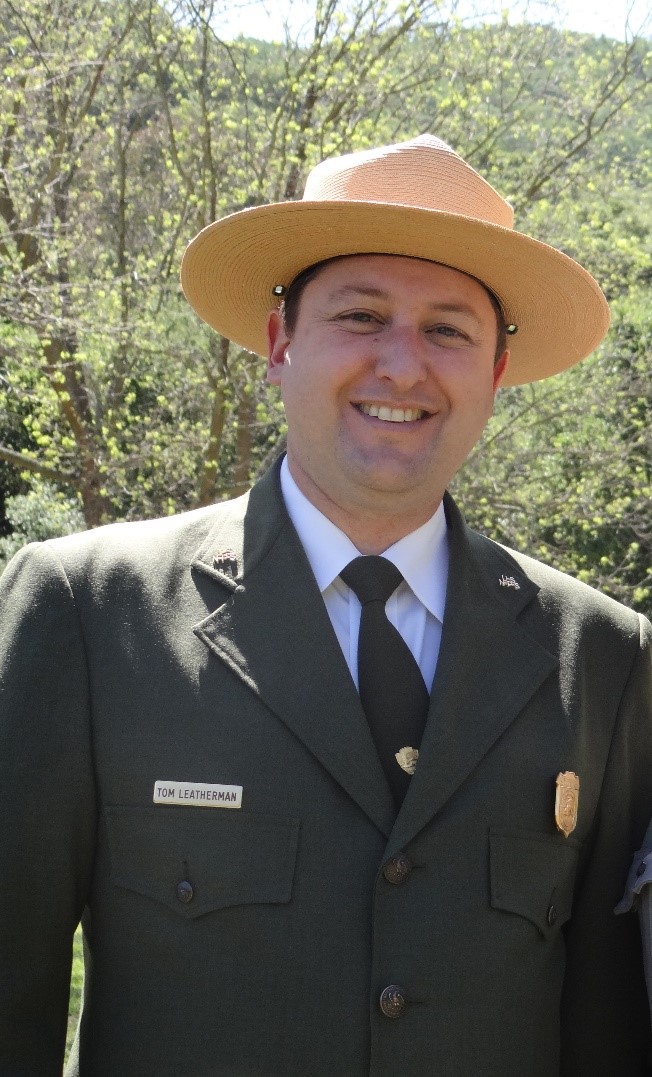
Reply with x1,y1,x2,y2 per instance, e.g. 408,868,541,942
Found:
489,826,580,937
105,805,300,920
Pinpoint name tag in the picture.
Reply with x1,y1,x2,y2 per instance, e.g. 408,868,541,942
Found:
153,780,242,808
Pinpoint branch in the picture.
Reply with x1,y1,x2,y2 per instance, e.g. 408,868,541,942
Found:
0,443,74,483
196,377,227,506
523,38,652,203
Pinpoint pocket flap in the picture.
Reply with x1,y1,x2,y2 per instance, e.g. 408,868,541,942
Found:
490,827,579,937
106,805,300,919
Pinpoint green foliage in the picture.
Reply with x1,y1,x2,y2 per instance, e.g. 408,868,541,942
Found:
0,483,85,570
455,289,652,617
0,0,651,610
66,927,84,1063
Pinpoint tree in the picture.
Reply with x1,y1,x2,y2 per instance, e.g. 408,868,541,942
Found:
0,0,138,524
0,0,447,524
0,0,651,615
454,286,652,616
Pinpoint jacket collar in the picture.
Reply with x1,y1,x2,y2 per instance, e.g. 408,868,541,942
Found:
386,493,557,855
192,463,396,836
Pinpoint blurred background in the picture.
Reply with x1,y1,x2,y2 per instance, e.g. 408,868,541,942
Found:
0,0,650,612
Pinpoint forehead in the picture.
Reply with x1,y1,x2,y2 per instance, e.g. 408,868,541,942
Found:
300,253,495,311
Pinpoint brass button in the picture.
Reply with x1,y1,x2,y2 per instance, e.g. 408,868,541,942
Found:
546,904,557,927
379,984,407,1018
383,855,412,885
176,880,194,904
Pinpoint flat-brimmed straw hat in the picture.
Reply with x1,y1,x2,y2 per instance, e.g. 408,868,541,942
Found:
180,134,610,386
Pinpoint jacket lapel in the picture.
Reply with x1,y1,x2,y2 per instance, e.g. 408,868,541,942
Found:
191,468,557,849
191,465,396,838
388,495,558,854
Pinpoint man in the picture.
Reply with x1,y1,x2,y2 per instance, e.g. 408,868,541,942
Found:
618,818,652,1024
1,135,650,1075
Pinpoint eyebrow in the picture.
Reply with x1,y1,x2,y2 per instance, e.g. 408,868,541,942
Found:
326,284,485,325
326,284,388,302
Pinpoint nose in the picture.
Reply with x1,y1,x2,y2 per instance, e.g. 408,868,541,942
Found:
372,325,429,390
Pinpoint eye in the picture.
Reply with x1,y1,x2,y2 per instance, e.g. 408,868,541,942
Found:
336,310,384,330
427,323,470,345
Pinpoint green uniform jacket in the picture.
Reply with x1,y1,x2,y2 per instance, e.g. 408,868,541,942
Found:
0,463,651,1075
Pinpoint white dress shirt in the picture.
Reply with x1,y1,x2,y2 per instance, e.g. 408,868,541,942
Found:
280,457,449,692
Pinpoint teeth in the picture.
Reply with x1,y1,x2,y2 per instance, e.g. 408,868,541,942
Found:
358,404,423,422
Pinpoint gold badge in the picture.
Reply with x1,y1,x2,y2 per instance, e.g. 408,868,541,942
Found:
555,772,579,837
395,747,419,775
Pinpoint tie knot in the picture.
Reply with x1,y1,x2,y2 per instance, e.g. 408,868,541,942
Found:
340,556,403,606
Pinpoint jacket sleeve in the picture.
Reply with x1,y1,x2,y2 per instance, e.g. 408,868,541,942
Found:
0,543,97,1075
561,613,652,1075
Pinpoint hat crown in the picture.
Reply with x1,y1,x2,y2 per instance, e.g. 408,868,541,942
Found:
302,134,514,229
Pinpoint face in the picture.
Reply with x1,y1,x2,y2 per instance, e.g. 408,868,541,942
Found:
266,254,509,528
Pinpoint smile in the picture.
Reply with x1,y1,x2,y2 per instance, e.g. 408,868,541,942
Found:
356,403,427,423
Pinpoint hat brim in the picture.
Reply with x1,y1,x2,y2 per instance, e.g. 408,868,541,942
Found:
180,200,610,386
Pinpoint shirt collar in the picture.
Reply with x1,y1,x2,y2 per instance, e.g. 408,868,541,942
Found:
280,456,448,624
280,456,360,592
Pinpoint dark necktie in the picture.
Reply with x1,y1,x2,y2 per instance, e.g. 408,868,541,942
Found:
340,556,429,807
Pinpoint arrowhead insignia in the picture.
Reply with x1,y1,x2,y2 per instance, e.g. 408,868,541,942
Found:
395,746,419,775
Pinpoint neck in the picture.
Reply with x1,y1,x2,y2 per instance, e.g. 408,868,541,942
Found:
285,457,443,554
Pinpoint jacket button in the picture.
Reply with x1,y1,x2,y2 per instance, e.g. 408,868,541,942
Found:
637,861,647,877
547,904,557,927
379,985,408,1018
176,880,194,904
383,855,412,885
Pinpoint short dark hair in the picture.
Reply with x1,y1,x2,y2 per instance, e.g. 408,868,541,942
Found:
280,255,507,363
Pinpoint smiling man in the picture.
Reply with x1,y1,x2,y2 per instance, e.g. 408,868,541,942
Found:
266,255,508,550
1,135,651,1075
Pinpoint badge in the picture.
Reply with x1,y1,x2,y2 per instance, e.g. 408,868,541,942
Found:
395,747,419,775
213,548,238,577
498,574,520,590
153,781,242,808
555,771,579,837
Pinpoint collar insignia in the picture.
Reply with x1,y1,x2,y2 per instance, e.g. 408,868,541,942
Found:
395,747,419,775
213,548,238,576
498,574,520,590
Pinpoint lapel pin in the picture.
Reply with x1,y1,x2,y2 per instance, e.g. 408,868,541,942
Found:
213,548,238,576
499,574,520,590
395,747,419,775
555,771,579,837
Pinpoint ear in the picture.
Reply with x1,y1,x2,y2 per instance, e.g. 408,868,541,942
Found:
266,310,290,385
492,349,510,393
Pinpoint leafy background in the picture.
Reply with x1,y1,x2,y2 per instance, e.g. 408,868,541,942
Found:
1,0,651,616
